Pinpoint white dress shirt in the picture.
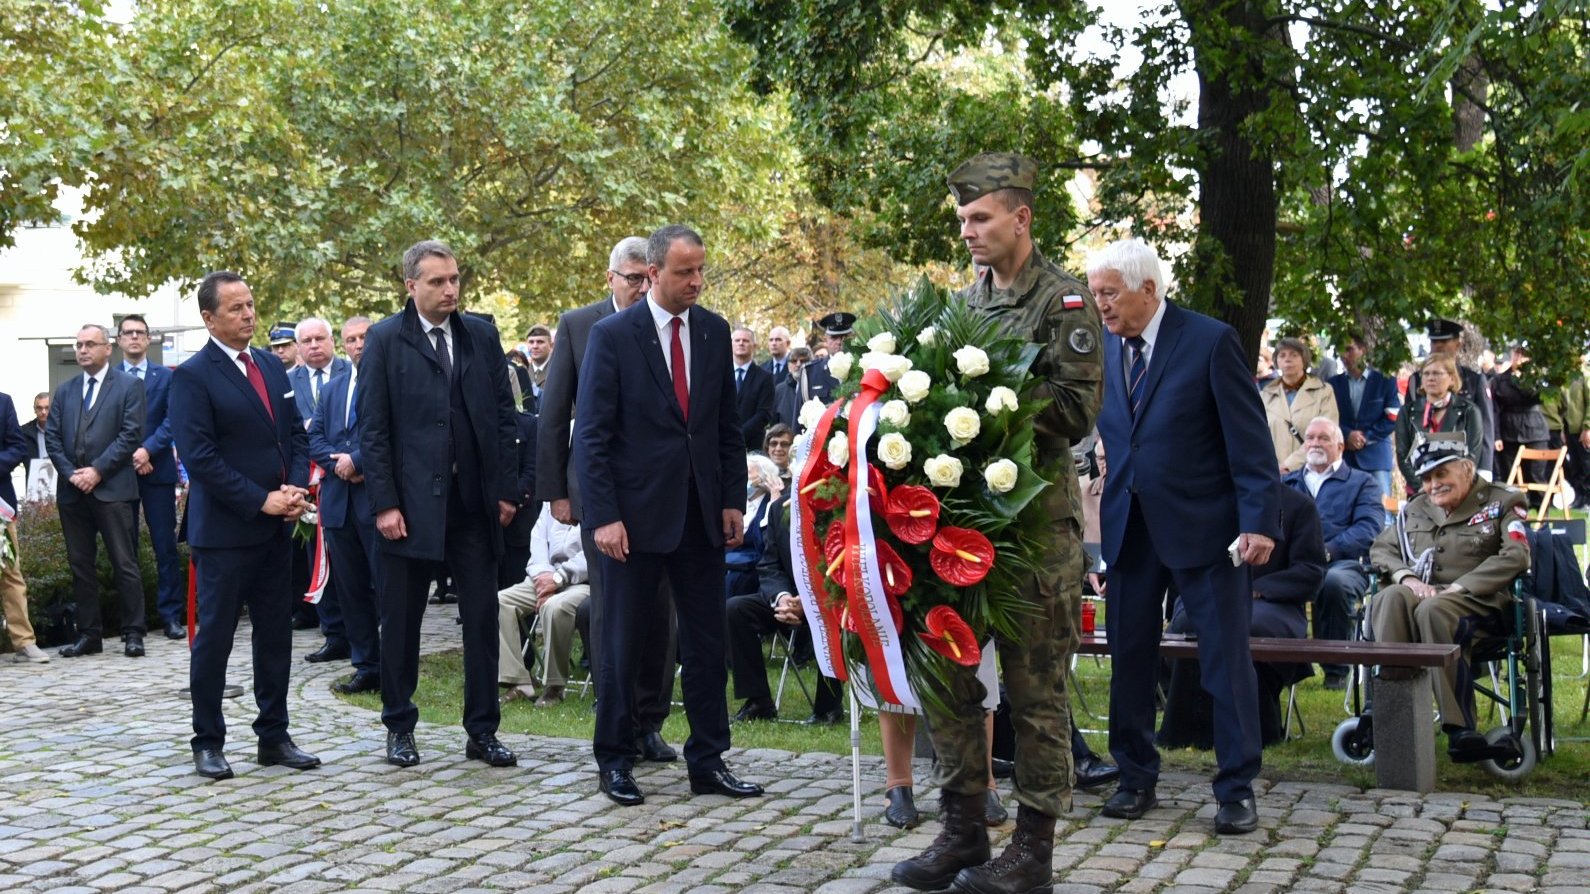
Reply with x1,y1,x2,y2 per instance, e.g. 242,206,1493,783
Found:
1303,459,1342,498
81,369,105,411
1123,297,1170,380
646,296,691,390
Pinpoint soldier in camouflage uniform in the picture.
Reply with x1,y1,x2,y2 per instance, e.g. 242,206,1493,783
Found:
892,152,1103,894
1368,434,1531,762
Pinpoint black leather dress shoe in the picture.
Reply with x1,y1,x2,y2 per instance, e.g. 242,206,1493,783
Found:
305,641,351,663
334,672,381,694
466,734,517,767
733,698,778,722
194,748,234,780
259,739,321,770
124,633,145,658
689,767,763,798
1214,796,1259,835
1101,787,1157,820
163,619,186,640
1075,754,1122,790
386,731,421,767
599,769,644,806
637,731,677,762
884,785,921,828
1447,728,1518,763
991,757,1015,780
59,635,102,658
804,709,845,726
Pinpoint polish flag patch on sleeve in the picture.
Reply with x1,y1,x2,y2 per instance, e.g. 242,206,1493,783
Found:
1506,519,1530,543
1062,294,1086,310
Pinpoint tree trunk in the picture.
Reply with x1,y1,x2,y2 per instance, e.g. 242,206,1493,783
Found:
1187,0,1281,367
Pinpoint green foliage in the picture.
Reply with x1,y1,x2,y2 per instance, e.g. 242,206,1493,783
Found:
63,0,794,332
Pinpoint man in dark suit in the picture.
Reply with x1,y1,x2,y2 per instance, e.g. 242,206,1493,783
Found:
359,239,520,769
725,494,843,722
115,314,185,640
575,224,762,806
500,407,539,590
732,326,776,449
536,234,679,763
1328,333,1401,502
288,317,353,658
761,326,792,380
1090,238,1280,835
307,315,381,695
19,393,53,501
46,324,148,658
170,271,320,779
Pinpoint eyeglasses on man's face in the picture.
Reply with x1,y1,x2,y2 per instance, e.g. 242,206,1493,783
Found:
610,270,650,287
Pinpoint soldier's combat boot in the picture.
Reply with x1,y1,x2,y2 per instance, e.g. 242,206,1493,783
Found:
952,805,1057,894
890,790,990,891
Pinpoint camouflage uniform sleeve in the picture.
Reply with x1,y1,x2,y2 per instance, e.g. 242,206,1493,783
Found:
1451,487,1531,598
1030,279,1103,445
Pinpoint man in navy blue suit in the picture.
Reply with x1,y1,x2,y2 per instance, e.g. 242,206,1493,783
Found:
575,224,762,806
307,315,381,695
288,317,353,661
170,271,320,780
116,314,186,640
1089,239,1280,835
359,240,521,770
1328,334,1401,502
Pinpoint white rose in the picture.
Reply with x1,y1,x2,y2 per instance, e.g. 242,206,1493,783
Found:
867,331,897,355
827,433,849,468
877,432,913,470
985,386,1019,415
799,398,828,430
859,351,913,382
943,407,981,442
898,370,932,403
984,458,1019,494
879,400,911,428
917,325,937,346
923,454,964,488
953,345,991,378
826,351,854,381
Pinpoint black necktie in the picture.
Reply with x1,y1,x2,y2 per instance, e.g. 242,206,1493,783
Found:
82,375,97,415
736,367,745,392
431,327,452,380
1127,336,1147,416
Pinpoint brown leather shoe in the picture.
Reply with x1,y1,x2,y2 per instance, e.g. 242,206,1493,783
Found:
953,805,1057,894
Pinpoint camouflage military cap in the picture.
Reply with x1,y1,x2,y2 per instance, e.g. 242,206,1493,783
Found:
948,153,1038,204
1409,433,1470,477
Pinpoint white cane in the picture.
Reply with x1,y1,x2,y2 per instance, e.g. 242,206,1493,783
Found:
849,681,864,842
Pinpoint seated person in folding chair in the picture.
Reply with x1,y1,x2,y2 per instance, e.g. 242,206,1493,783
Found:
727,492,843,725
1159,483,1325,749
1368,434,1531,762
496,503,589,706
725,455,781,599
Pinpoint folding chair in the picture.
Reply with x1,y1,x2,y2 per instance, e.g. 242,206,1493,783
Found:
770,627,817,717
1506,446,1571,521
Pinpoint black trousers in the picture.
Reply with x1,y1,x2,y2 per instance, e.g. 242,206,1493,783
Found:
594,492,727,774
133,479,184,625
325,517,382,676
190,531,294,751
378,509,500,739
58,497,145,637
583,522,677,733
725,593,842,715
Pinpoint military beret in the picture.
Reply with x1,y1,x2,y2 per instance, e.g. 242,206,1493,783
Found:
526,324,552,339
1427,319,1464,342
1409,433,1470,477
947,153,1038,205
269,322,298,345
817,312,856,337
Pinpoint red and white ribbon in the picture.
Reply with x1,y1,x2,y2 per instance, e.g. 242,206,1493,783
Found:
303,462,330,604
792,401,848,682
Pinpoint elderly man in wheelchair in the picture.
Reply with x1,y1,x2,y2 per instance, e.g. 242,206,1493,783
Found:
1368,434,1532,764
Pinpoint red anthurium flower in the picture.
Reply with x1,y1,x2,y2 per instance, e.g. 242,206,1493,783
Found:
919,604,981,666
886,593,904,634
885,485,941,544
875,539,913,599
930,527,995,586
866,464,889,508
824,521,847,585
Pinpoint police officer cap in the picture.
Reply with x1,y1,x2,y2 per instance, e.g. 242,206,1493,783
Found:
817,312,856,337
269,322,297,345
1426,319,1464,342
947,153,1038,205
1409,433,1470,477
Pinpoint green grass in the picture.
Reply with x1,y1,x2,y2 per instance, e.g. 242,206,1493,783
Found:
334,626,1590,797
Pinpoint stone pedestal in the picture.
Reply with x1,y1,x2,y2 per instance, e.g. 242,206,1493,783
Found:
1372,670,1437,792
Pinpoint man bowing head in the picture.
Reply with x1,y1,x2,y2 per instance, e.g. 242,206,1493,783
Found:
575,224,761,806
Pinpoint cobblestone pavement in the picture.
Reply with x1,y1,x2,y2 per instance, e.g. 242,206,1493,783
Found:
3,611,1587,894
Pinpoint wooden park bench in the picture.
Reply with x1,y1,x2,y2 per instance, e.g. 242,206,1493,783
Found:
1076,633,1460,793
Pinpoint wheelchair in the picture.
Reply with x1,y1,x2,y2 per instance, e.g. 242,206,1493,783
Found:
1331,573,1549,781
